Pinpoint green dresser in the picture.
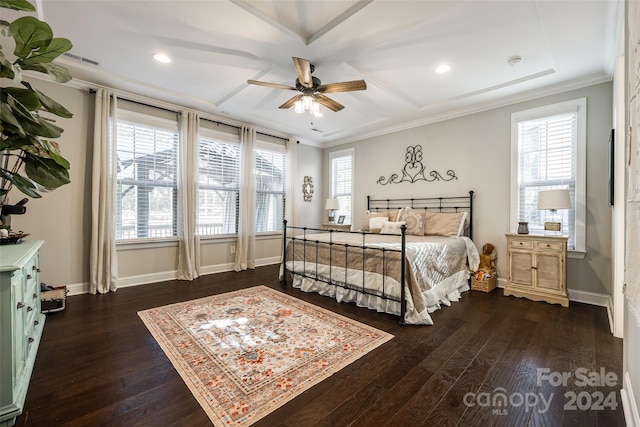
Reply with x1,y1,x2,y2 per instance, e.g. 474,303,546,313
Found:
0,240,45,427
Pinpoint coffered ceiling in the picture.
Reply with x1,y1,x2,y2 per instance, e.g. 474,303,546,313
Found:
34,0,620,146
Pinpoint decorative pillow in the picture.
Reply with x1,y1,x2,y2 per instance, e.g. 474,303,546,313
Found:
425,211,468,237
380,221,406,235
398,208,426,236
387,208,404,223
361,211,389,231
369,216,389,233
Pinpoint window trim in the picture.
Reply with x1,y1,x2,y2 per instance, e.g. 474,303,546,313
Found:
510,98,587,254
329,148,355,224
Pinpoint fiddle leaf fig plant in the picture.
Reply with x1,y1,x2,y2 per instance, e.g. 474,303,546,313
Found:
0,0,73,204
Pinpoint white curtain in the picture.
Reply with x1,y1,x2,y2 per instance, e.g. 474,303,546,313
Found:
177,111,200,280
234,126,256,271
285,137,297,233
89,88,118,294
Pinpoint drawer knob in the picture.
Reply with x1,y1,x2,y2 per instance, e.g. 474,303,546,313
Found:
531,266,538,270
34,320,39,326
33,293,37,299
27,274,32,279
28,337,34,343
27,306,33,312
17,302,25,309
547,244,551,247
519,242,523,245
32,265,36,270
37,268,41,273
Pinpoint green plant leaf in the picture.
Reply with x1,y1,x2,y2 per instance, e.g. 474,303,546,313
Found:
24,154,70,189
41,139,70,169
9,16,52,59
35,88,73,118
0,51,15,79
22,37,72,65
0,0,36,12
0,169,42,198
20,62,72,83
0,102,25,135
5,87,41,111
20,115,63,138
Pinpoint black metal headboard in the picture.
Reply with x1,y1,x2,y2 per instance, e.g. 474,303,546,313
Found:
366,190,475,240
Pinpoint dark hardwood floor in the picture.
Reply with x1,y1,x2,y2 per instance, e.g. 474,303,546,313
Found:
16,264,624,426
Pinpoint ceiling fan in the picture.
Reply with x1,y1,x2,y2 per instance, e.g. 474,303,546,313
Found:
247,57,366,113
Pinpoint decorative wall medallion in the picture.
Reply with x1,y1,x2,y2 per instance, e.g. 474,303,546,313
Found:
302,176,314,202
377,145,458,185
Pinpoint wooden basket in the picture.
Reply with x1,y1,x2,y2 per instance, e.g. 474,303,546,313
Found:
471,275,497,293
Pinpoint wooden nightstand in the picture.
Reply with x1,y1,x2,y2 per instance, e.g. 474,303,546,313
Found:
321,223,351,231
504,233,569,307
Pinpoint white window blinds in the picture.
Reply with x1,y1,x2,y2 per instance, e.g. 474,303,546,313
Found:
255,146,286,233
116,114,179,240
512,98,586,251
197,137,240,235
330,150,354,224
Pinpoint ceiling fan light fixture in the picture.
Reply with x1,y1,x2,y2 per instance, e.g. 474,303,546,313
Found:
435,63,451,74
152,52,171,63
294,99,304,114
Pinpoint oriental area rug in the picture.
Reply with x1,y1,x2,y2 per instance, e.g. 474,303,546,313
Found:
138,285,393,427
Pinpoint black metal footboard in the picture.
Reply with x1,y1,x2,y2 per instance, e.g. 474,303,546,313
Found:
281,220,408,325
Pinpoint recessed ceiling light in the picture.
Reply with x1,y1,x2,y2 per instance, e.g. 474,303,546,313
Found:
152,52,171,63
435,64,451,74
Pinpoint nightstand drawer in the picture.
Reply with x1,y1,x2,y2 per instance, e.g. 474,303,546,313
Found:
534,241,563,251
510,239,533,248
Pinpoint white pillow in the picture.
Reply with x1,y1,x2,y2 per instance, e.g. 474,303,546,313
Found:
380,221,406,235
369,216,389,233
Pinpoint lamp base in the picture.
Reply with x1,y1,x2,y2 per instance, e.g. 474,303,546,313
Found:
544,221,561,231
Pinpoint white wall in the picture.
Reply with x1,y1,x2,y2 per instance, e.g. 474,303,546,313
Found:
324,81,613,297
10,77,320,291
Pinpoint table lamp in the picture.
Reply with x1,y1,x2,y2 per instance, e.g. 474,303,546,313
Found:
325,198,340,223
537,189,571,231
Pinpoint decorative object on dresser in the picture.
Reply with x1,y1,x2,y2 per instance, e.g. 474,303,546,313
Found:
376,145,457,185
325,198,340,222
302,176,314,202
472,243,497,292
504,233,568,307
0,240,46,427
281,191,478,325
517,221,529,234
537,189,571,232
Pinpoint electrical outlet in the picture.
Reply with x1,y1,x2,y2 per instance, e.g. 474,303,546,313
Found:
230,245,236,254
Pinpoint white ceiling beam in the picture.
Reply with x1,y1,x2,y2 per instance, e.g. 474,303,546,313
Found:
306,0,374,45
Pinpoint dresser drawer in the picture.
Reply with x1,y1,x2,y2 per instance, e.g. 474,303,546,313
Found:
534,240,563,251
510,239,533,249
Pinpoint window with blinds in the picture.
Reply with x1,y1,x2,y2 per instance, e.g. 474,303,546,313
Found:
116,116,179,240
511,98,586,252
255,147,286,233
330,149,354,224
197,137,240,235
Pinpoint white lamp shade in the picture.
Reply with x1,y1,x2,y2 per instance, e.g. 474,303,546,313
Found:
537,189,571,210
325,198,340,210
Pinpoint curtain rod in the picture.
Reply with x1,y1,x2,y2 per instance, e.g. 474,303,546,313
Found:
89,88,289,142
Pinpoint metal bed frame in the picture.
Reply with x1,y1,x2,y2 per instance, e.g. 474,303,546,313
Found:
281,191,474,325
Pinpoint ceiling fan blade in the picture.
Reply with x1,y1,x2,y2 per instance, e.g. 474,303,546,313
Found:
315,94,344,112
279,94,303,109
317,80,367,93
247,80,297,91
292,57,312,88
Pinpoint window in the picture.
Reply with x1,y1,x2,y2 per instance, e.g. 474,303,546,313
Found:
511,98,586,252
330,149,354,224
255,144,286,233
197,137,240,235
116,111,179,240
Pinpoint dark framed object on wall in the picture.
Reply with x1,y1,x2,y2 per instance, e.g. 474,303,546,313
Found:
608,129,615,206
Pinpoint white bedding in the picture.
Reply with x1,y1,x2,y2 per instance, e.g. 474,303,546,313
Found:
281,233,480,325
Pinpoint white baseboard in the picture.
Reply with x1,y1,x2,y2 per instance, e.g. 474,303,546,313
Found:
622,371,640,427
567,288,610,307
66,257,282,295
